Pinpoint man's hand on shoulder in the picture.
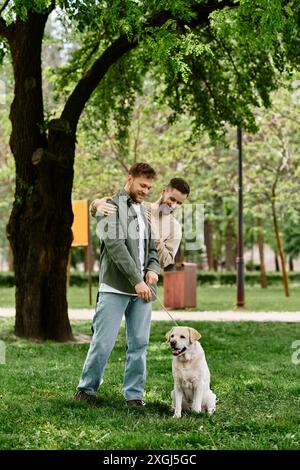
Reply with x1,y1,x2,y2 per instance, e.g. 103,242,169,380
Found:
90,197,117,217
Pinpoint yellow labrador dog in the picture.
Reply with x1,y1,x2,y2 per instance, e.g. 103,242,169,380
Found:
165,326,216,418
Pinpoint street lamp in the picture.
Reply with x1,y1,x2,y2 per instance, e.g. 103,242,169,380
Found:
236,127,245,307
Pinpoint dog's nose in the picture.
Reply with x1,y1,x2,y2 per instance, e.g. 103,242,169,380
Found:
170,340,176,347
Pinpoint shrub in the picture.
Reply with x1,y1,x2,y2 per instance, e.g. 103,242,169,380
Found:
1,271,300,288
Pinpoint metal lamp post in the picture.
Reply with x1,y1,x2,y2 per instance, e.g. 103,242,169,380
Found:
236,127,245,307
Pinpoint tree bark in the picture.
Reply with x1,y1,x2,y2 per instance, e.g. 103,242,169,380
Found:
257,218,267,288
8,245,14,272
289,257,294,272
6,11,74,341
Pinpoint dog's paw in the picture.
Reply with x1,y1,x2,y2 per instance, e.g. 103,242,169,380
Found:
173,411,182,419
207,407,216,416
191,406,202,414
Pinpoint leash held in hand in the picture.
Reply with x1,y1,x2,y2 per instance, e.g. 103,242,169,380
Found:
148,284,179,326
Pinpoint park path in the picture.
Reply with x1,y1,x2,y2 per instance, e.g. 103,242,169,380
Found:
0,308,300,322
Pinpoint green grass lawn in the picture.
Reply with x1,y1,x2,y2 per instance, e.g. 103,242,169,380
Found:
1,285,300,311
0,318,300,450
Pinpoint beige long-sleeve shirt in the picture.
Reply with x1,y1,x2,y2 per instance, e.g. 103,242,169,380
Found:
90,198,182,269
144,201,182,268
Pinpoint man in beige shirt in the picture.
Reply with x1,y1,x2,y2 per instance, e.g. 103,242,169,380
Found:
90,177,190,268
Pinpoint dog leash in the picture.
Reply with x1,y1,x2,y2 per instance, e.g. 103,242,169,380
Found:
149,284,179,326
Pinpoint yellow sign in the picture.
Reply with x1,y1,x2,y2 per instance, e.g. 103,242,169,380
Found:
72,200,89,246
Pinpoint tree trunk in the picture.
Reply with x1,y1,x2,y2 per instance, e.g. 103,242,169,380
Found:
257,219,267,288
204,219,214,270
6,12,74,341
8,245,14,272
225,219,236,271
213,258,219,271
271,198,289,297
289,257,294,272
84,245,94,273
274,253,280,272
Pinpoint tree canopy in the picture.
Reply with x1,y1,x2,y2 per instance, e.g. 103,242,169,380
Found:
1,0,299,140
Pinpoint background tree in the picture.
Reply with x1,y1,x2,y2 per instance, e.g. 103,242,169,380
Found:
243,81,300,296
73,76,300,280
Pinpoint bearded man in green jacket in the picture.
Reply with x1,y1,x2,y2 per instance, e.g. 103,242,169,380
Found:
74,163,160,407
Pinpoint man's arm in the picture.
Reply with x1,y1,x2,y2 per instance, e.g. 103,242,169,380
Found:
96,209,143,287
145,207,182,268
156,222,182,268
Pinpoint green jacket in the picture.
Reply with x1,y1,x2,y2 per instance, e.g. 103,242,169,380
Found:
95,188,160,295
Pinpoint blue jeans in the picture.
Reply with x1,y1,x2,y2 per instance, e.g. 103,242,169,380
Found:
77,292,152,400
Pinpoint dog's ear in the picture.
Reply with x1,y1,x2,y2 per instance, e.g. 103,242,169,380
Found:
188,327,201,343
165,328,174,342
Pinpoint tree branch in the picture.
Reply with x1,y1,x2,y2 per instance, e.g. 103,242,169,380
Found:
0,0,10,17
61,1,236,132
61,34,134,131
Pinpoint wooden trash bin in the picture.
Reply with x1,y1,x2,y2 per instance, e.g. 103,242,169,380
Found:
163,262,197,308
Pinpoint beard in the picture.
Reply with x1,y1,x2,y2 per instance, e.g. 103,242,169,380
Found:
128,187,144,203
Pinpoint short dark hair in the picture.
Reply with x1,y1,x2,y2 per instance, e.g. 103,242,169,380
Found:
168,177,190,196
128,162,156,179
